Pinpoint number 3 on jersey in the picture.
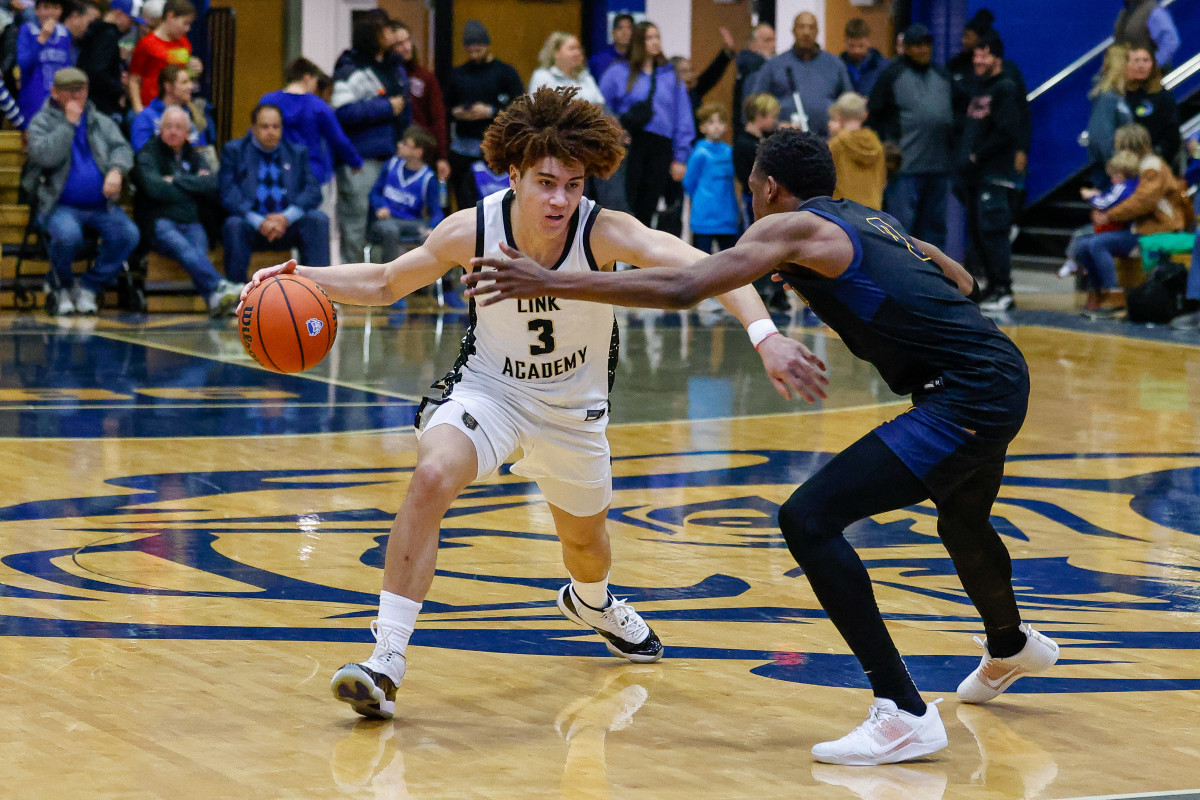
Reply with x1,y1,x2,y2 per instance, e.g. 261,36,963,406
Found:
528,319,555,355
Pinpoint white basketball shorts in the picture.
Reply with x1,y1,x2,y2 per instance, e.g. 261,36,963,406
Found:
418,385,612,518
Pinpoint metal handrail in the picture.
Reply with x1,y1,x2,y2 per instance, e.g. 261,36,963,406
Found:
1027,0,1180,102
1164,49,1200,89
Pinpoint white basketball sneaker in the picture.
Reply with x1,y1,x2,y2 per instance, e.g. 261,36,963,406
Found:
957,623,1059,704
556,585,663,663
811,698,948,766
330,620,407,719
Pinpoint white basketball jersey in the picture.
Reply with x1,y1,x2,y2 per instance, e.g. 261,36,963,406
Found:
453,189,616,416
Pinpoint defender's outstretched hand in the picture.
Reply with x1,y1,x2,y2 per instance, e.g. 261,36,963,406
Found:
464,243,558,305
756,333,828,402
237,259,297,315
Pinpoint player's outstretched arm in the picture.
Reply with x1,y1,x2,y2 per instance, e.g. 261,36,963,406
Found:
465,211,849,308
237,210,473,311
464,212,842,401
583,212,831,401
910,237,977,297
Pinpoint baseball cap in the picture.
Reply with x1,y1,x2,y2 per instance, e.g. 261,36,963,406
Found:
112,0,148,24
903,23,933,44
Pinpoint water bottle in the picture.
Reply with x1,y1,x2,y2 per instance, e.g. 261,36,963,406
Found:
438,179,449,211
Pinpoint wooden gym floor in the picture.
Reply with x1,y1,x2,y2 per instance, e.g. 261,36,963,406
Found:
1,287,1199,799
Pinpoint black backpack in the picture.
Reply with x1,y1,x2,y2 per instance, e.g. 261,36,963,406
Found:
1126,260,1189,323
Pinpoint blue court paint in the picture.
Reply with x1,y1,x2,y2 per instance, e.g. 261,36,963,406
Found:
3,451,1200,694
0,332,416,437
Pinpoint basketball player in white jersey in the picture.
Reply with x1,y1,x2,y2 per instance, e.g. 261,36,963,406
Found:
238,87,828,720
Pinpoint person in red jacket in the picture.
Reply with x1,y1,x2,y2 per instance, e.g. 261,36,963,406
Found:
389,19,449,183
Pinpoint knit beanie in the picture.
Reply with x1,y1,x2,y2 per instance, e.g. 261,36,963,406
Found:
463,20,491,47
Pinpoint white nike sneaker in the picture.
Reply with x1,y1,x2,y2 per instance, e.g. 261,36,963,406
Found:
330,620,407,719
556,584,663,663
957,623,1059,704
811,698,948,766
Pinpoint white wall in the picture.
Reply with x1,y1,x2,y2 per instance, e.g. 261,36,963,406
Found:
646,0,692,59
301,0,379,75
775,0,826,52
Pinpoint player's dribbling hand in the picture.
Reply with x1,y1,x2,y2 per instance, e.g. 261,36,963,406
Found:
756,334,828,403
236,258,297,315
463,242,555,305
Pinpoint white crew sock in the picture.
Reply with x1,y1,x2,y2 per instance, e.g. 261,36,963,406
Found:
571,574,611,610
376,590,421,653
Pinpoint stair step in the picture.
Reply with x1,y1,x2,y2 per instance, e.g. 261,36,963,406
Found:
1021,226,1077,237
0,204,28,227
0,131,22,152
1013,254,1066,272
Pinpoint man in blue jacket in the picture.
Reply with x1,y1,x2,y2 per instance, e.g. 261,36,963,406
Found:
219,103,329,282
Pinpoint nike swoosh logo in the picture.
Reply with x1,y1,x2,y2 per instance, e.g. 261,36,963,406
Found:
981,665,1027,688
870,730,920,758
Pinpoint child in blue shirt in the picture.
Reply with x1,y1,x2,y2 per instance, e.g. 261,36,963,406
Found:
367,126,445,264
1060,151,1141,278
16,0,71,127
471,160,511,199
683,102,740,254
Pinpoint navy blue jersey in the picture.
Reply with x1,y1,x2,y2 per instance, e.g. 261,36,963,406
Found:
778,197,1029,436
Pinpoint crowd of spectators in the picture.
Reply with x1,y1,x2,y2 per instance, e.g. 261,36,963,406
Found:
1,0,1195,324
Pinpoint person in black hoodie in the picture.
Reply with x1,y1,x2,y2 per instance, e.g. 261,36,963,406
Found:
74,1,140,124
948,9,994,85
445,20,524,211
955,32,1022,313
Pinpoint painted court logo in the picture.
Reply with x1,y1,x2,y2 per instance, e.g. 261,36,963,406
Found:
2,450,1199,695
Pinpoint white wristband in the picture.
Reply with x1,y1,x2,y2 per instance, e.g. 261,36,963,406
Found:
747,318,780,349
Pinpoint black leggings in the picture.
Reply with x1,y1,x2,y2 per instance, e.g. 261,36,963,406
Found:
778,431,1021,706
624,131,675,227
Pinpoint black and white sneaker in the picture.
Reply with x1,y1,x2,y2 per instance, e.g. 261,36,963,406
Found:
980,291,1015,312
330,621,406,719
557,584,663,663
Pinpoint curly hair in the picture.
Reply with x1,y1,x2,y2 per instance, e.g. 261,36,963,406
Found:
482,86,625,179
754,129,836,201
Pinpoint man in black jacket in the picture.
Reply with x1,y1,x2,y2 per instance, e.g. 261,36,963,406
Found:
955,32,1022,313
75,0,141,123
135,106,241,315
445,20,523,211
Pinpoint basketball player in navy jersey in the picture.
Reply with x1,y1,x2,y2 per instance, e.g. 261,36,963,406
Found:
238,88,825,721
464,128,1060,767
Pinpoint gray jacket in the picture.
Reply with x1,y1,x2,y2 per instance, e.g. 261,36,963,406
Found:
24,99,134,216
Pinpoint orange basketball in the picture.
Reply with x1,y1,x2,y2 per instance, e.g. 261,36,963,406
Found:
239,275,338,374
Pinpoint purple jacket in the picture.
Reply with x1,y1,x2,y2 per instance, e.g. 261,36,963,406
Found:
600,62,695,164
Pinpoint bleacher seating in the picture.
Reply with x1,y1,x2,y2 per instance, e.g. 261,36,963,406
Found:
0,128,291,313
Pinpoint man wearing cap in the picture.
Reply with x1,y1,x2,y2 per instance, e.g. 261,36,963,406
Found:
867,23,954,250
445,19,523,210
75,0,144,123
24,67,139,315
744,12,852,137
